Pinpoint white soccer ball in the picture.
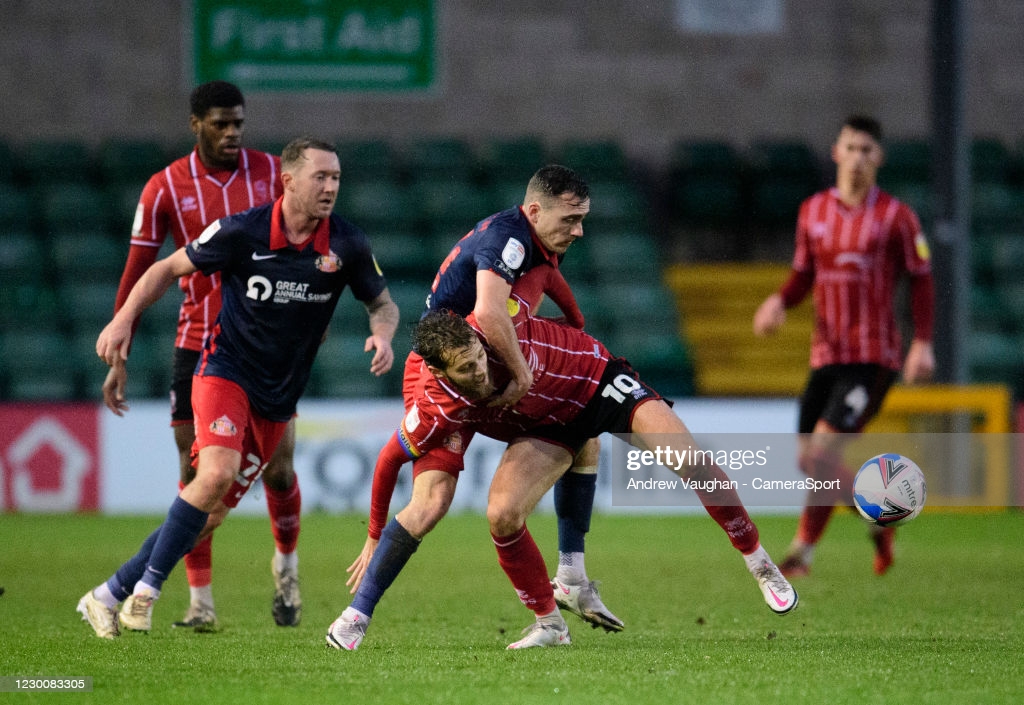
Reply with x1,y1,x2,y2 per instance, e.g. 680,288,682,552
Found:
853,453,927,527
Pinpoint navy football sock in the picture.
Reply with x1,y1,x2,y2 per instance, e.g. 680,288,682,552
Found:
107,523,163,602
554,471,596,553
138,496,209,593
352,518,420,618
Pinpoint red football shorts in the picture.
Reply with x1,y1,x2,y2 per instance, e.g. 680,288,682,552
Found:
191,374,289,508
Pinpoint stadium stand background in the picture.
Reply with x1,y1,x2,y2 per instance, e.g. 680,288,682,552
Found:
1,2,1023,400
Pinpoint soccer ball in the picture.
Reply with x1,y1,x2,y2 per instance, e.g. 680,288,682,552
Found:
853,453,927,527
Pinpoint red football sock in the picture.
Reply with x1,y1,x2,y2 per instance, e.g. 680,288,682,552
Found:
795,448,855,545
265,481,301,554
687,463,760,554
491,525,556,616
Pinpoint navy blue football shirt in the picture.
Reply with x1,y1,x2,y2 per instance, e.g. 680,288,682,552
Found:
426,206,557,317
186,198,386,421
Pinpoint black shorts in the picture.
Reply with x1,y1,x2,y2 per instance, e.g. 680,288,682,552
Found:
798,363,897,434
524,357,667,455
170,347,201,423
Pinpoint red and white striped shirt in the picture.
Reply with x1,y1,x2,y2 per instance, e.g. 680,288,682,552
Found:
116,148,281,350
785,186,932,370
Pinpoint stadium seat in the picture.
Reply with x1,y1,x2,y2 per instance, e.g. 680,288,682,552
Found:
138,280,185,335
745,139,822,228
0,230,47,286
0,184,36,229
477,136,548,183
971,182,1024,231
971,137,1012,184
309,333,393,398
97,139,168,186
486,179,527,214
986,231,1024,282
587,230,660,281
670,173,745,228
607,330,695,398
336,139,399,178
41,183,111,233
0,283,59,332
0,330,78,400
584,179,647,229
336,177,422,232
555,139,630,180
967,330,1024,389
22,139,96,185
59,280,119,335
106,180,148,235
403,137,478,180
0,139,21,184
369,229,436,283
880,138,931,186
51,230,126,284
887,182,935,225
409,177,494,231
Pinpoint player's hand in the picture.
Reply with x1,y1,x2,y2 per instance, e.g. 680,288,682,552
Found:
753,294,786,337
487,368,533,408
345,536,379,594
365,335,394,376
101,358,130,416
902,339,935,384
96,316,132,366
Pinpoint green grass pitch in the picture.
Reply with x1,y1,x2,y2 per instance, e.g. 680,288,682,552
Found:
1,510,1022,704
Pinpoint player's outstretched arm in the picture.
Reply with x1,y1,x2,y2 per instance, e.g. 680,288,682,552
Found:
96,248,197,365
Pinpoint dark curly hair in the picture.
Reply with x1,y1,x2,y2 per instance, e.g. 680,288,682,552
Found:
412,310,478,369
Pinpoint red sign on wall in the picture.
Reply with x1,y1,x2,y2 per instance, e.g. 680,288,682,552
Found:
0,404,100,512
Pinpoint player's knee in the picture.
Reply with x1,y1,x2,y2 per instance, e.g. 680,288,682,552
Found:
261,457,296,491
486,501,525,537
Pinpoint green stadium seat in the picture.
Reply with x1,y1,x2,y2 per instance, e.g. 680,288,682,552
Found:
585,179,647,229
369,229,435,283
41,183,111,232
887,182,935,225
587,230,659,281
309,333,392,399
410,177,493,231
967,330,1024,389
880,138,931,186
971,182,1024,231
0,184,36,229
669,139,744,176
22,139,96,185
97,139,168,186
0,139,21,184
487,179,526,213
748,176,818,228
59,280,119,335
557,237,593,285
0,283,59,331
51,230,126,284
971,137,1012,184
555,139,630,180
138,283,185,336
477,136,548,183
335,177,422,231
748,139,820,177
403,137,478,180
106,181,148,235
607,330,695,398
670,174,745,228
987,232,1024,281
0,330,78,400
336,139,398,178
0,230,47,286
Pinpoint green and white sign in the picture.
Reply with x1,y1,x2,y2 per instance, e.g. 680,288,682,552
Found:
192,0,435,91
